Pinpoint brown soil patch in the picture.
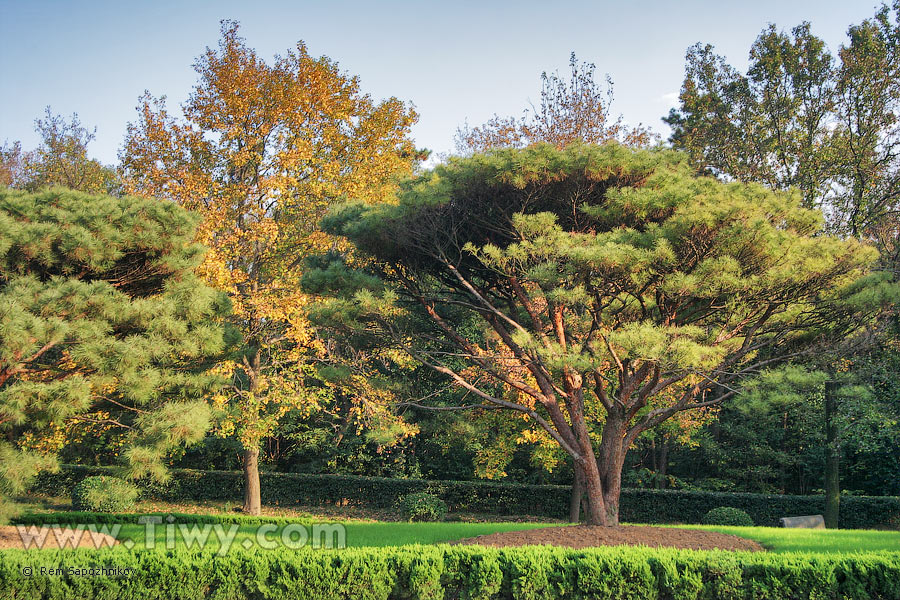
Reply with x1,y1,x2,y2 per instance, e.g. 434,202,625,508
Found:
452,525,764,552
0,525,118,550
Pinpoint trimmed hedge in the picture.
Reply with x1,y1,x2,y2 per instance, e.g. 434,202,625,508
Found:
30,464,900,529
11,511,314,527
1,545,899,599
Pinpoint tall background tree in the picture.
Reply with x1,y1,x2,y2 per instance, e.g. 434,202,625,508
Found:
665,3,900,241
456,53,656,154
665,2,900,526
0,187,229,518
312,143,881,525
119,21,420,514
1,108,118,195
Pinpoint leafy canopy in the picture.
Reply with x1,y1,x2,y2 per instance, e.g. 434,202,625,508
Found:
119,21,420,457
1,108,117,194
665,4,900,239
456,53,655,153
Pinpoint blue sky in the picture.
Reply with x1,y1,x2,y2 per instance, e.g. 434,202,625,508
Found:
0,0,882,165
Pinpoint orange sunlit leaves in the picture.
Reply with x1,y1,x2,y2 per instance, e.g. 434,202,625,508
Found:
120,21,418,451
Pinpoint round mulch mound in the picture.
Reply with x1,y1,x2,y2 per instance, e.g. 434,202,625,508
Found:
451,525,764,552
0,525,118,550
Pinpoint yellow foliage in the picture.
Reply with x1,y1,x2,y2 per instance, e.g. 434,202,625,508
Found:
120,21,418,451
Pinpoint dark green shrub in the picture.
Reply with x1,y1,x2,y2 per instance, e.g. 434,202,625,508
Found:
71,476,138,512
396,492,447,522
702,506,755,526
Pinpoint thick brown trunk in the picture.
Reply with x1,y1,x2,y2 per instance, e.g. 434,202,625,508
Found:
241,348,263,516
601,455,624,526
558,377,609,526
569,463,595,523
242,447,261,516
580,455,608,526
592,411,628,526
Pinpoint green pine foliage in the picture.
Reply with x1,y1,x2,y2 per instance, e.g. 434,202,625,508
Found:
311,142,886,524
0,187,231,508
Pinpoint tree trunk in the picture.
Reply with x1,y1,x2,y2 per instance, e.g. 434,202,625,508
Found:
569,465,585,523
569,463,595,523
579,455,608,526
824,379,840,529
242,447,262,516
241,347,263,516
658,438,669,490
584,411,628,527
600,447,625,526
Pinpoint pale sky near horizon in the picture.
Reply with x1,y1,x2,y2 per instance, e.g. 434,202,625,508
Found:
0,0,883,166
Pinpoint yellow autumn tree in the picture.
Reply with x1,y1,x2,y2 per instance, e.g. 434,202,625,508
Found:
120,21,419,514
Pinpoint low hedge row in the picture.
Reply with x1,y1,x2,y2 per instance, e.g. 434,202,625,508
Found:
11,511,314,527
1,545,899,599
30,465,900,529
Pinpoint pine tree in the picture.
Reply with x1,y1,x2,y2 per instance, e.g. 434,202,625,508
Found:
313,143,885,526
0,187,229,516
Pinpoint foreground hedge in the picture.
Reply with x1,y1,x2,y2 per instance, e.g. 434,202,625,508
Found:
1,545,899,600
31,465,900,529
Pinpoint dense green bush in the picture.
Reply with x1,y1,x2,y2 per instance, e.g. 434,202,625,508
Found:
702,506,755,527
71,476,138,513
31,464,900,529
0,545,898,599
396,492,447,522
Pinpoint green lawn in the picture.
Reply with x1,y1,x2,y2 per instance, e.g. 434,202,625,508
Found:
687,524,900,554
323,521,556,547
86,520,556,552
55,520,897,555
338,522,898,553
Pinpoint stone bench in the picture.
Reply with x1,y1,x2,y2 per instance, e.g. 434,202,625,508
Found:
779,514,825,528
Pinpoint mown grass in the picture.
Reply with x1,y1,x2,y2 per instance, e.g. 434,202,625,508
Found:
18,517,897,555
18,496,897,555
336,522,898,554
687,524,900,554
126,520,553,549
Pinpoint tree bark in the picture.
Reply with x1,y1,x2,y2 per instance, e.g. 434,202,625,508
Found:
658,438,669,490
588,410,628,526
599,445,625,526
824,379,840,529
241,347,263,516
569,465,585,523
242,447,262,516
569,462,595,523
579,454,608,526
